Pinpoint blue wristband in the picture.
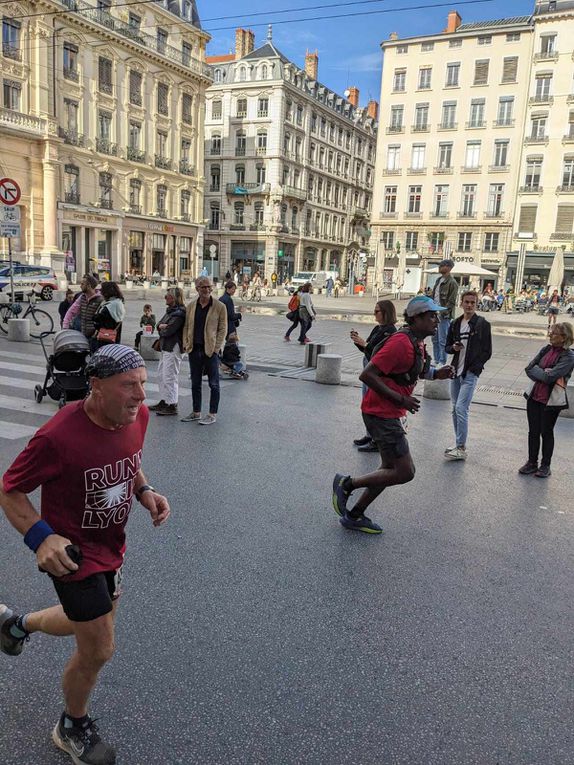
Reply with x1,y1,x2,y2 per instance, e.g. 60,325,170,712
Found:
23,520,55,553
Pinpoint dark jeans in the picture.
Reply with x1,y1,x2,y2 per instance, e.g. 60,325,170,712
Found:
527,398,560,467
189,346,220,414
285,316,299,338
298,316,311,343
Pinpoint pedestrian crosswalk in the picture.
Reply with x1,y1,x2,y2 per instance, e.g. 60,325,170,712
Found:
0,345,198,442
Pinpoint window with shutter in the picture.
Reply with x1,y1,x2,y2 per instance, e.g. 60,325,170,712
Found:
98,57,113,95
473,60,489,85
555,205,574,233
502,57,518,83
129,71,142,106
518,205,537,232
157,83,169,116
182,94,192,124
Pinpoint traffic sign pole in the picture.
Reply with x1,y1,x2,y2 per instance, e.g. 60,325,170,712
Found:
0,179,21,303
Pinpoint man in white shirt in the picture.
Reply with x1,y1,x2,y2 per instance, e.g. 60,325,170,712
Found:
444,290,492,460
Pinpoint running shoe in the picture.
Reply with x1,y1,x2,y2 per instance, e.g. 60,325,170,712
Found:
332,473,351,517
180,412,201,422
147,400,166,412
518,461,538,475
198,414,217,425
444,447,467,461
0,605,28,656
353,435,371,446
52,714,116,765
339,513,383,534
535,465,551,478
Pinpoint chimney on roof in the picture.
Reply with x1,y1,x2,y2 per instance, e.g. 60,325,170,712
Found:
444,10,462,33
347,86,359,108
367,100,379,120
305,49,318,80
235,28,255,60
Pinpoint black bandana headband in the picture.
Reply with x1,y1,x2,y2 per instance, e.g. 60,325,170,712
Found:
86,344,146,379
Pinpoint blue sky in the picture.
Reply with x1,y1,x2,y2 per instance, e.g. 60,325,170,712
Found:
197,0,534,107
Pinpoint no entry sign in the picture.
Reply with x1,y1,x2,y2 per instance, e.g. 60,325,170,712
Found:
0,177,21,206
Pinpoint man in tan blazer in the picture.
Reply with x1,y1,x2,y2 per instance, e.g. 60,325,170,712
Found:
181,277,228,425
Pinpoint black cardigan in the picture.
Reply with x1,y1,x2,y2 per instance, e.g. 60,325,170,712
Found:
445,314,492,378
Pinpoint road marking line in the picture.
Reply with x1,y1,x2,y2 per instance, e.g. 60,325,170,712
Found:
0,420,40,440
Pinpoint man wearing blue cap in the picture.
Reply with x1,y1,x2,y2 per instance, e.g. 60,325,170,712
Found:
332,296,454,534
0,345,170,765
432,259,458,365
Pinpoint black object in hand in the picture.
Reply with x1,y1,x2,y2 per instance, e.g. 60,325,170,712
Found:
38,544,83,575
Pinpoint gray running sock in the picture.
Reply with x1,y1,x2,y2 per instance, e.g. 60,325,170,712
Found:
9,616,28,639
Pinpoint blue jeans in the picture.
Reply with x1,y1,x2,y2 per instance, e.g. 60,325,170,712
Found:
432,316,451,365
189,347,220,414
450,372,478,448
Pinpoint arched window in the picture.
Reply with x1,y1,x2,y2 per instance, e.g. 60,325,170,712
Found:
256,163,266,184
261,64,268,79
257,130,267,154
235,164,245,185
210,134,221,155
235,131,246,156
238,66,246,82
214,69,222,83
234,201,244,225
210,201,220,229
254,202,264,225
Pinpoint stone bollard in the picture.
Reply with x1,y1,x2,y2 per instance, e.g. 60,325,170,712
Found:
7,318,30,342
238,343,247,366
316,354,342,385
304,342,331,368
423,378,451,400
140,334,161,361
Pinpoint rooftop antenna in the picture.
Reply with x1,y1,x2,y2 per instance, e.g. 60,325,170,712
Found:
267,24,273,41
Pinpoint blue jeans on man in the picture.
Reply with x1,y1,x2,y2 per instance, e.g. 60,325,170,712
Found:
450,372,478,447
433,316,451,365
189,346,220,414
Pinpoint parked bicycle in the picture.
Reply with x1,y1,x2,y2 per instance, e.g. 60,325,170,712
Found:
240,286,262,302
0,290,54,338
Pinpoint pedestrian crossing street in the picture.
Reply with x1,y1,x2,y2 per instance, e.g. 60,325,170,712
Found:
0,346,203,442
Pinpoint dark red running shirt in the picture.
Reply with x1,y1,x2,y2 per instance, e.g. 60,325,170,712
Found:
2,400,149,581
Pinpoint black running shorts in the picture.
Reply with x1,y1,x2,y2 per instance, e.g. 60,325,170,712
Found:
52,569,123,623
362,413,410,459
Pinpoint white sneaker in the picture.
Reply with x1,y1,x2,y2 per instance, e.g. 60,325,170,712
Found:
198,413,216,425
444,446,456,455
445,447,467,461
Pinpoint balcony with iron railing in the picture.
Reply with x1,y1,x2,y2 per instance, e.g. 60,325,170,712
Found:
58,0,213,80
2,44,21,61
461,165,482,173
235,146,246,156
556,185,574,193
493,118,515,127
465,120,486,129
63,67,79,82
437,122,457,131
351,204,368,218
385,126,404,134
489,164,509,172
127,146,145,163
156,207,167,218
99,80,113,96
534,50,559,62
380,211,398,219
155,155,172,170
430,211,449,218
179,213,191,222
179,160,195,176
563,132,574,143
524,135,549,145
280,185,307,201
249,223,267,231
458,210,477,218
434,166,453,174
230,224,246,231
411,124,430,133
129,205,142,215
519,185,542,193
529,95,553,105
407,167,427,175
404,211,422,218
99,198,113,210
59,127,85,146
64,191,80,204
550,231,572,240
382,168,402,175
96,138,118,156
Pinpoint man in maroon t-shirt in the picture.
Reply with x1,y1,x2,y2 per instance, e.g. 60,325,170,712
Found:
0,345,170,765
332,295,454,534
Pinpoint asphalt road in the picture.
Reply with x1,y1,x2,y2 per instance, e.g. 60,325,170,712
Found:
0,332,573,763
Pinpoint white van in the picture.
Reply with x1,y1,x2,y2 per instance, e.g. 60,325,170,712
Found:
290,271,339,290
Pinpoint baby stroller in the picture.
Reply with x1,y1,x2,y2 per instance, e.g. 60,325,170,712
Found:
219,337,249,380
35,330,91,407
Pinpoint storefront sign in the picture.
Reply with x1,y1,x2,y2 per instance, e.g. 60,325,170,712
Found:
147,222,175,233
70,212,113,224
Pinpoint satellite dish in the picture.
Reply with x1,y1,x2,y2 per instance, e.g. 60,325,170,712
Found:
344,89,350,98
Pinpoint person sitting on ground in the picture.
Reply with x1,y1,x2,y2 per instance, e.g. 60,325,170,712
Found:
351,300,398,453
135,304,156,351
220,332,249,380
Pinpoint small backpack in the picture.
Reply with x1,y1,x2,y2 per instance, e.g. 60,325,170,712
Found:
288,293,299,311
370,328,429,385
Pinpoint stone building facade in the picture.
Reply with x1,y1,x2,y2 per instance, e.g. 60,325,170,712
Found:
203,28,378,283
0,0,211,281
